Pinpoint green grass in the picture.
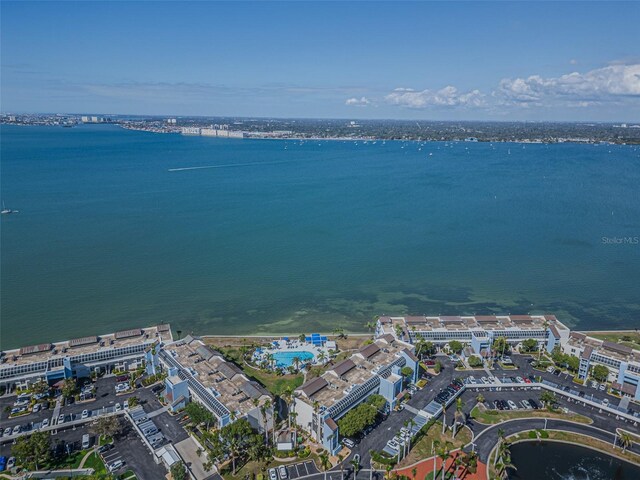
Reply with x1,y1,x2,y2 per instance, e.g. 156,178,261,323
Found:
586,331,640,350
83,452,107,475
218,347,304,396
470,405,592,424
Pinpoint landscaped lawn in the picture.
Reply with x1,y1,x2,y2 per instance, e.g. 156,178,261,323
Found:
586,331,640,350
397,421,472,467
470,405,592,425
83,452,108,475
212,346,303,396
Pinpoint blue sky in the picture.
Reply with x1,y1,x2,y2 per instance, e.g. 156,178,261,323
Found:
2,1,639,121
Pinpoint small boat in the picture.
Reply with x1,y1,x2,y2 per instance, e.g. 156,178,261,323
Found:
1,201,15,214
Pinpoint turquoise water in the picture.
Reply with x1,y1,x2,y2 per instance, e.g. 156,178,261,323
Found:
1,125,640,349
272,351,315,368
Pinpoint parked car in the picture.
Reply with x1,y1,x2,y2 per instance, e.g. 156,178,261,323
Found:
0,457,6,472
278,465,288,480
521,400,532,409
115,403,122,412
3,428,11,437
98,443,114,454
42,418,50,427
6,457,15,470
108,460,124,473
341,437,355,448
81,409,89,419
33,403,41,413
268,468,278,480
599,384,606,391
58,414,65,424
12,425,21,435
528,399,540,409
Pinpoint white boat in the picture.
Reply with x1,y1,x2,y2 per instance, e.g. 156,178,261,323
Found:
1,201,18,214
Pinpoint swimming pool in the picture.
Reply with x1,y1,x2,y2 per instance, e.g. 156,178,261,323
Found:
272,350,315,368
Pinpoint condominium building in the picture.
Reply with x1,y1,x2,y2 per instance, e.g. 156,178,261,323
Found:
150,336,272,431
0,325,173,391
562,332,640,400
293,335,419,454
376,314,570,356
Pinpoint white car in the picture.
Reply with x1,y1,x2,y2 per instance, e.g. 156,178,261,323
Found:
278,465,288,480
42,418,50,427
599,384,606,391
602,398,609,406
546,366,555,373
115,403,122,412
81,409,89,419
123,400,129,410
268,468,278,480
507,400,518,410
521,400,532,409
6,457,16,469
33,403,41,413
516,376,524,383
12,425,21,435
108,460,124,472
3,427,11,436
58,414,65,424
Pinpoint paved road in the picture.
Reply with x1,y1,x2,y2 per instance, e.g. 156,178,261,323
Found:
468,417,640,462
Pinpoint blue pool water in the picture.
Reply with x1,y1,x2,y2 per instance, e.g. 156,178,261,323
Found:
272,351,315,368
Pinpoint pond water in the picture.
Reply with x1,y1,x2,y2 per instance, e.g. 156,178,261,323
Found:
509,441,640,480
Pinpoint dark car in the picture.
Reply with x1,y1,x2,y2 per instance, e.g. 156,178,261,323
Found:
98,443,114,454
528,399,539,409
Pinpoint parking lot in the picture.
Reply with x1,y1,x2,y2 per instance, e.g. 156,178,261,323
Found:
283,460,319,479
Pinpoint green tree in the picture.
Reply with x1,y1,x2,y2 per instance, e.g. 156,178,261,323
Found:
468,355,483,367
337,403,377,437
492,337,508,357
31,380,49,396
185,401,216,430
12,431,51,471
448,341,463,354
592,364,609,383
366,394,387,412
434,361,442,374
170,461,187,480
206,419,263,474
400,366,414,380
521,339,539,353
566,355,580,372
61,378,77,399
90,416,123,440
319,450,331,471
539,391,557,409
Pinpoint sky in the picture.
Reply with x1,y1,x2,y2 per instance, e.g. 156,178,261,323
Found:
1,1,639,121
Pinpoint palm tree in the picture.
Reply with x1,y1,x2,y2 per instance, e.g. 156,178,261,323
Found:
453,397,465,438
620,432,633,452
437,441,452,480
494,428,505,466
313,400,322,444
540,318,550,362
319,451,331,472
441,401,448,434
476,393,485,404
293,356,301,371
317,350,327,364
282,387,293,428
350,456,361,477
266,352,275,370
432,440,440,478
337,454,344,480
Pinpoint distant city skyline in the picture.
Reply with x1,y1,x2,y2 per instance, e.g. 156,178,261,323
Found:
1,1,639,121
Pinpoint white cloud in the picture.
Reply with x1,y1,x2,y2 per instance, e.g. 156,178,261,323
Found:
384,85,485,109
496,63,640,106
345,96,371,106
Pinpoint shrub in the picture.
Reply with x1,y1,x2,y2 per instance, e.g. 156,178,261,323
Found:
528,430,537,438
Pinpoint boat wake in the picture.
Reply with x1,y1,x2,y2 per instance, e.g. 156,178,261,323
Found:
168,160,294,172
